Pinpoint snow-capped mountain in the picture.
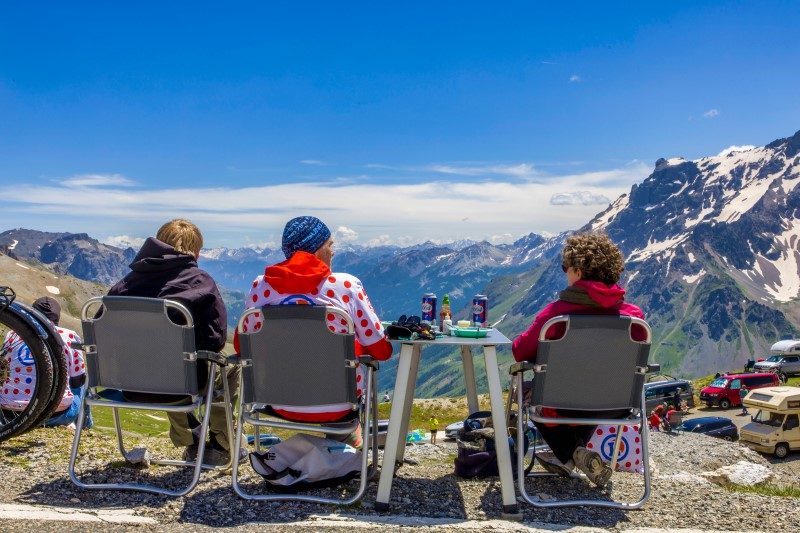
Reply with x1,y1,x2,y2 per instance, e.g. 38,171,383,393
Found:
506,129,800,377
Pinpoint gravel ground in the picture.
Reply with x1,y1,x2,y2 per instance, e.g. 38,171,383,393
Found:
1,426,799,531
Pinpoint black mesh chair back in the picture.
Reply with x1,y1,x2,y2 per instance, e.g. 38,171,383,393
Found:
531,314,650,413
81,296,198,395
238,305,357,407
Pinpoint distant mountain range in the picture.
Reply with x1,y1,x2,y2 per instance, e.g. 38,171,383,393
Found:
3,129,799,396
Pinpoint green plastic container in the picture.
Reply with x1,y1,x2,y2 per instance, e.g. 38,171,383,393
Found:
450,326,491,338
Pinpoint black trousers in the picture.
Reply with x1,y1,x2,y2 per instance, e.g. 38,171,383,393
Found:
537,409,630,465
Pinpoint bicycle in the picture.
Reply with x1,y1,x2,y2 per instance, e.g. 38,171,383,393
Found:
0,286,69,442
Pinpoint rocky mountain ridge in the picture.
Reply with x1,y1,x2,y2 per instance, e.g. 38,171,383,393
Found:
506,130,800,377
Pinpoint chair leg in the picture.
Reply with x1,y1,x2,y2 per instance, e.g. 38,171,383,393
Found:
69,370,218,496
232,369,374,505
113,408,128,458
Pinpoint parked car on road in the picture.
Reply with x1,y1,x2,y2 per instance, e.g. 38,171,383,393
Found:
645,379,695,412
753,354,800,377
700,373,779,409
677,416,739,441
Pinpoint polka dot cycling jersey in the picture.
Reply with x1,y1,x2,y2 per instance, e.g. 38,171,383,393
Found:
243,272,386,349
1,327,86,412
242,271,386,422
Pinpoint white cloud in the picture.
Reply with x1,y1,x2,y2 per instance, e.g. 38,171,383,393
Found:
717,145,756,157
0,162,649,247
61,173,135,188
488,233,515,244
300,159,327,166
103,235,145,249
334,225,359,243
569,74,581,83
703,109,720,118
427,163,538,179
550,191,612,206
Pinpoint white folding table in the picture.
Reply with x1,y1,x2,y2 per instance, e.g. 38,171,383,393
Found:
374,330,518,514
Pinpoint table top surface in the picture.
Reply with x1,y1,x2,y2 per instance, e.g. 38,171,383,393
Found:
388,328,511,346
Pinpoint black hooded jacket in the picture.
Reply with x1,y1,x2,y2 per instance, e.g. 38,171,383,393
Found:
108,237,227,354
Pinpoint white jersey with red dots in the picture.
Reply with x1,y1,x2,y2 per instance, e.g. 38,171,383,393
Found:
1,326,86,412
241,271,385,421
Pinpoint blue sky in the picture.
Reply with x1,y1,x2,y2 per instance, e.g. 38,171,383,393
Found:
1,1,799,248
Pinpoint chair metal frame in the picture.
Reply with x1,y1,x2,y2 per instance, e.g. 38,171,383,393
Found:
510,314,655,510
68,296,235,497
231,304,378,505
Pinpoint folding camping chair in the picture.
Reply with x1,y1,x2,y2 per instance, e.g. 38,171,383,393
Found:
509,314,657,509
232,305,379,504
68,296,235,497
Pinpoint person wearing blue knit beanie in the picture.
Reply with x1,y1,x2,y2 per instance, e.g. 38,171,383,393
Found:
281,216,332,259
236,215,393,446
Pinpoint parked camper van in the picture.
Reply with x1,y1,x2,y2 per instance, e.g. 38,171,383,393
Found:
739,386,800,458
753,340,800,377
699,373,779,409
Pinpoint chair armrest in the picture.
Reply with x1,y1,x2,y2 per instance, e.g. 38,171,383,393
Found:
509,361,535,375
358,355,379,370
197,350,228,366
226,354,242,366
70,342,87,351
647,362,661,374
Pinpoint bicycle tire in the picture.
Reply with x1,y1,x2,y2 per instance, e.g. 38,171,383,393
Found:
0,309,56,441
27,313,69,428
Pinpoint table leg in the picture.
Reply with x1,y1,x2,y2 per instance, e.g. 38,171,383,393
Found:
460,345,479,415
396,344,421,462
375,343,416,511
483,345,519,514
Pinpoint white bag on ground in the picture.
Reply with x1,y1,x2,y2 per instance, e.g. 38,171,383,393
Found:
586,423,644,473
249,433,362,488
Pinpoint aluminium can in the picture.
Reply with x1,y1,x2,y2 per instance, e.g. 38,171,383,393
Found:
472,294,488,327
421,293,437,324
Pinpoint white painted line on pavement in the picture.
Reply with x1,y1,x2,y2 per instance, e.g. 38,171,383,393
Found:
0,503,157,524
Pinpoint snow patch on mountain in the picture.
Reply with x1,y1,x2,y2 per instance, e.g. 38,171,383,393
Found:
627,234,689,262
757,219,800,302
683,270,705,284
590,194,629,230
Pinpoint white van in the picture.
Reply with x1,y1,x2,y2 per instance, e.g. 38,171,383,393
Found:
739,386,800,458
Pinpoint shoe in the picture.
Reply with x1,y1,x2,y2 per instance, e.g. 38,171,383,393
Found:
201,442,230,467
572,446,612,487
182,444,199,462
536,451,574,477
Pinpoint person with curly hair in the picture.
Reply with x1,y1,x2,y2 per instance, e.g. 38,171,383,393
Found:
512,231,646,487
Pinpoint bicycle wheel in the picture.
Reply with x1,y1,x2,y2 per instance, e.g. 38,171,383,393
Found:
0,308,56,441
27,311,69,428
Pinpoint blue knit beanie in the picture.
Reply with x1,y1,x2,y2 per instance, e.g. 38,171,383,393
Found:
281,216,332,258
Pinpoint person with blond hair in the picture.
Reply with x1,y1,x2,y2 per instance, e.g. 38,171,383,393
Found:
512,231,646,488
106,219,241,465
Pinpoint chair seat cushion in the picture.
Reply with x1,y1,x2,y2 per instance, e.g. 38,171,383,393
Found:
97,389,194,405
258,405,360,425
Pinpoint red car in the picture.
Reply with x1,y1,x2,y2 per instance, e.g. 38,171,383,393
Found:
700,373,779,409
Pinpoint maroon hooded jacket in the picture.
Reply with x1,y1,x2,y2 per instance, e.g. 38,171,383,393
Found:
512,279,645,363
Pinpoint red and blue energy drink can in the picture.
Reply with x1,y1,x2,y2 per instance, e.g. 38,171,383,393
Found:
472,295,488,327
421,293,437,324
